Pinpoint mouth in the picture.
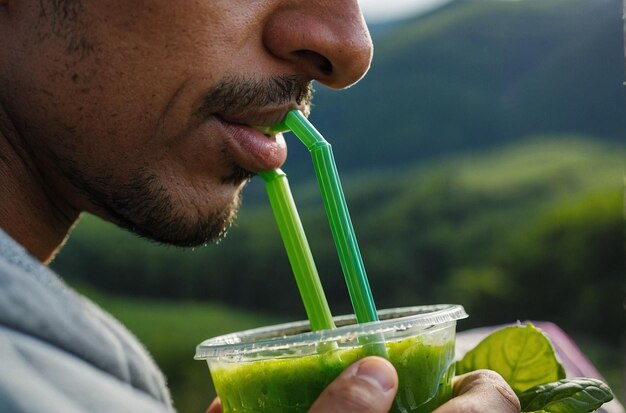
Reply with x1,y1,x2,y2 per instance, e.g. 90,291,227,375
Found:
218,106,297,131
214,109,291,174
191,75,313,176
250,125,275,137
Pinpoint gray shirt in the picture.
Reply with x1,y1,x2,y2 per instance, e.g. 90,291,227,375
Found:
0,229,175,413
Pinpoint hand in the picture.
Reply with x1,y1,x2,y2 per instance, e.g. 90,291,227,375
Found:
308,357,398,412
434,370,520,413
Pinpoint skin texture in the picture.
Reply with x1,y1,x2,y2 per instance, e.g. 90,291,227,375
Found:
0,0,372,259
434,370,521,413
0,1,520,412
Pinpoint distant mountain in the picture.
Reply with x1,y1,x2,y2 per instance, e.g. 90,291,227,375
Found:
282,0,626,178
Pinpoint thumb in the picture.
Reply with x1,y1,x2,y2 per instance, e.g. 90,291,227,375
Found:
433,370,520,413
205,398,221,413
309,357,398,413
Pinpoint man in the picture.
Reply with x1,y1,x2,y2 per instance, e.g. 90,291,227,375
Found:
0,0,520,412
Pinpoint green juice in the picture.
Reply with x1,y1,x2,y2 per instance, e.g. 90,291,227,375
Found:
210,336,455,413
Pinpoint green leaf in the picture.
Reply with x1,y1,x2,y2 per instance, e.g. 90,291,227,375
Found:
456,323,565,393
519,378,614,413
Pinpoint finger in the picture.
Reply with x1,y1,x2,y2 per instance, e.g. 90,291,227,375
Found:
433,370,520,413
205,397,222,413
308,356,398,413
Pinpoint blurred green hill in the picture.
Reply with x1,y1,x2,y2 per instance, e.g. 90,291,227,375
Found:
286,0,625,178
54,136,626,345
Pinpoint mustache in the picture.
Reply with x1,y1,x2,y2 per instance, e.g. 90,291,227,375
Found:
196,75,313,118
195,75,313,187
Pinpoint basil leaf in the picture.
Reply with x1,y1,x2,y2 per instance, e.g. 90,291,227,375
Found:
519,378,614,413
456,323,565,393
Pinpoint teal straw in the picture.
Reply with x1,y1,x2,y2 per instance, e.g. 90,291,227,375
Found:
259,169,336,332
278,110,380,326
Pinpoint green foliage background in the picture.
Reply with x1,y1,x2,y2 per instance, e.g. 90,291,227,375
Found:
59,137,625,412
50,0,625,411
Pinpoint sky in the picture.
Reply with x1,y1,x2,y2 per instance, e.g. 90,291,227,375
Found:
358,0,451,22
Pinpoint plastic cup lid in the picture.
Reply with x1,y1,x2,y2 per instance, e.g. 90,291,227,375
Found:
195,304,467,360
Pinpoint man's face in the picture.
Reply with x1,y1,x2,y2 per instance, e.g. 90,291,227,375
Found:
0,0,372,246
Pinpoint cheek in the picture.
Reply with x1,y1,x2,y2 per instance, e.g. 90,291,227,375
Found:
87,1,240,56
85,0,271,78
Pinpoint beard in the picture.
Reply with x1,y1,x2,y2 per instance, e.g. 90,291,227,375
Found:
55,75,312,247
73,167,245,247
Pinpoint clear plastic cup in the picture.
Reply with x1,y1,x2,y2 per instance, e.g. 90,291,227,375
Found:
195,305,468,413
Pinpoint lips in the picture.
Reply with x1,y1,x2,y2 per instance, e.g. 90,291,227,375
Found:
215,116,288,173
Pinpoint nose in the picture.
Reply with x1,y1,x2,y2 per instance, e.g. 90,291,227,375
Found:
263,0,374,89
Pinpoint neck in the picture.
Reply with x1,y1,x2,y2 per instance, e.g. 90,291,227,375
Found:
0,106,78,264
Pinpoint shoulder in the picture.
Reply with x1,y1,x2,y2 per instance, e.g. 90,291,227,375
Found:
0,325,176,413
0,229,174,412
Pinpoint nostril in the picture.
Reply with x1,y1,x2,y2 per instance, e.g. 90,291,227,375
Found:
294,50,333,77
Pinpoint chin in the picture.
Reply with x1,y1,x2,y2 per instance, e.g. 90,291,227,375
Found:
101,186,242,248
133,205,238,247
80,166,246,247
146,193,242,247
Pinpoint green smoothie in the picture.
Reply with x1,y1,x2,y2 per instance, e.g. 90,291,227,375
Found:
210,336,455,413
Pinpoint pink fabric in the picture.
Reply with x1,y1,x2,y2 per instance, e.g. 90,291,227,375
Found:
533,321,604,379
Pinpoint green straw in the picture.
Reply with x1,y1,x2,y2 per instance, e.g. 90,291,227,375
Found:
258,169,336,332
274,110,380,326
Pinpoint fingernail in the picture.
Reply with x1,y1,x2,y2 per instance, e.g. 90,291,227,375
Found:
355,359,396,392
